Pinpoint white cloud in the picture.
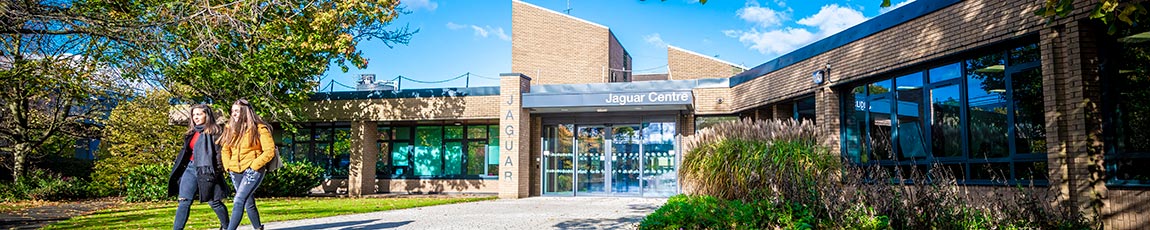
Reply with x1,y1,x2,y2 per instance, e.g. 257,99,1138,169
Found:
445,22,465,30
644,33,667,47
726,4,868,56
737,1,787,28
458,24,510,41
488,26,511,41
880,0,915,14
797,4,867,37
404,0,438,12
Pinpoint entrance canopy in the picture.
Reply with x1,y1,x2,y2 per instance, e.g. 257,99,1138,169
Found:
522,78,727,113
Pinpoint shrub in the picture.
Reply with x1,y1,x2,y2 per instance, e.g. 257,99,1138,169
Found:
639,194,823,230
255,161,325,197
0,169,110,201
124,164,172,202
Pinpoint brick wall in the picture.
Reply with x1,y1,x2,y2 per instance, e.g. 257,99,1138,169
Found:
691,87,732,115
300,96,499,122
668,46,746,80
608,32,631,82
512,0,611,85
375,179,498,194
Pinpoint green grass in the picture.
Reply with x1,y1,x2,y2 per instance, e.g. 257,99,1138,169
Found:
45,196,496,230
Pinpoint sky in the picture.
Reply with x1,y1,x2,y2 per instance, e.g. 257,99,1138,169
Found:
318,0,917,91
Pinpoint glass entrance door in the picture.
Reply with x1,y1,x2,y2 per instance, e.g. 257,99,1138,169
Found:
576,126,608,195
542,122,680,197
611,124,642,195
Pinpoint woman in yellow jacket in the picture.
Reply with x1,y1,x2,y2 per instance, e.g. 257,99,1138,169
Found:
218,99,276,230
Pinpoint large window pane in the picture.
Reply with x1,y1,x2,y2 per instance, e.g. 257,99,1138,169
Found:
488,125,500,175
446,126,463,139
929,63,961,83
795,96,816,123
967,53,1009,158
445,141,462,175
376,142,390,178
1009,43,1040,65
931,85,962,158
870,79,892,95
330,128,351,178
896,73,927,160
870,96,894,160
844,86,869,163
1106,25,1150,185
392,142,411,175
1011,68,1045,154
414,126,443,176
467,126,487,139
394,127,411,140
467,141,487,176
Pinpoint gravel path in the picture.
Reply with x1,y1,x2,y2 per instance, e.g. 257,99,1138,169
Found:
258,196,667,230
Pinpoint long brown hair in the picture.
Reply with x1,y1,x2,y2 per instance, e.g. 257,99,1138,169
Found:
186,104,222,135
219,99,269,147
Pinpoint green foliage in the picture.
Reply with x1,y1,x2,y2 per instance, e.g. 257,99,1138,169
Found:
152,0,416,127
124,164,172,202
0,169,112,202
639,195,829,230
93,90,185,191
1037,0,1149,34
255,161,325,197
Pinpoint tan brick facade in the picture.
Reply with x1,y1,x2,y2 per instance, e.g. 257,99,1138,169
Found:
667,46,746,80
512,0,621,85
300,95,499,122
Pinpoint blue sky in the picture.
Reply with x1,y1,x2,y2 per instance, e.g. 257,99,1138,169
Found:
319,0,916,91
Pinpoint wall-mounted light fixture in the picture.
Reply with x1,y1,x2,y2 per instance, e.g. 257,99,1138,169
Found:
812,63,831,85
717,97,724,104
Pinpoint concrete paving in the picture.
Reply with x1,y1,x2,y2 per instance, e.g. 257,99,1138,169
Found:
258,196,667,230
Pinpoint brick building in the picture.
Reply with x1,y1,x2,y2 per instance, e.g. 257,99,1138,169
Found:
280,0,1147,228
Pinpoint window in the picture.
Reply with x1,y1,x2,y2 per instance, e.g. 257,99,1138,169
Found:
376,124,499,179
840,42,1044,184
279,123,351,179
1102,21,1150,186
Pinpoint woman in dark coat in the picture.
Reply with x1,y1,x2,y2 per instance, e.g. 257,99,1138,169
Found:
167,104,230,230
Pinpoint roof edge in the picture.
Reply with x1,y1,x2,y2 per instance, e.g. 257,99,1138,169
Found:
513,0,608,30
669,45,749,70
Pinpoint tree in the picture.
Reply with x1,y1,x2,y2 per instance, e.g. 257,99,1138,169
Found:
0,0,134,179
92,90,184,189
1,0,415,180
149,0,416,126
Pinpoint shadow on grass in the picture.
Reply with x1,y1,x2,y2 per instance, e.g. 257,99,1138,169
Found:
276,220,413,230
553,216,644,230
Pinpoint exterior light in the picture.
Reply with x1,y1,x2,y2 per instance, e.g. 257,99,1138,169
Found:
596,108,608,112
717,98,724,104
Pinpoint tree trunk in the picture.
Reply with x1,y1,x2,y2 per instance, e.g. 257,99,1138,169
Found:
12,143,29,182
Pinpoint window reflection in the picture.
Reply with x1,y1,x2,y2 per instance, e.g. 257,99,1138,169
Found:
842,42,1046,184
931,85,962,158
896,73,927,160
966,53,1009,158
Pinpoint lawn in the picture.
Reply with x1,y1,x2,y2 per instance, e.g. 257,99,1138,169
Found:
45,196,495,229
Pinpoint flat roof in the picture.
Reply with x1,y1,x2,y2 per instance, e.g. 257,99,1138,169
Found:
311,86,500,100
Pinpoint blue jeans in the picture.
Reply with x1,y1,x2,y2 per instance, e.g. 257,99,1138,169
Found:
227,168,264,230
174,166,229,230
